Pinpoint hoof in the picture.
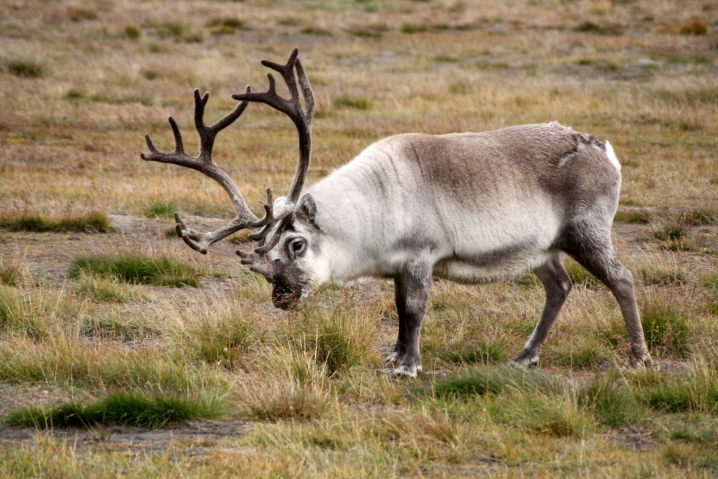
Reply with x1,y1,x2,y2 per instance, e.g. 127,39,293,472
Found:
375,364,421,379
508,351,539,369
384,352,399,366
630,352,652,369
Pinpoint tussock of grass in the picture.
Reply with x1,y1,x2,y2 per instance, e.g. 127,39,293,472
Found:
579,374,640,428
640,295,690,357
0,334,225,393
69,254,200,287
0,259,24,286
178,307,255,370
241,379,333,422
73,273,145,302
573,21,624,35
400,23,428,34
653,223,687,241
0,286,64,339
80,314,157,341
679,209,714,226
299,307,376,377
0,212,110,233
631,366,718,414
124,24,141,39
67,5,97,22
638,266,686,286
5,391,223,429
494,391,594,437
551,336,615,369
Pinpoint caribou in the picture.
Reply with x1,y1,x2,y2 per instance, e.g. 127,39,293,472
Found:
141,49,650,377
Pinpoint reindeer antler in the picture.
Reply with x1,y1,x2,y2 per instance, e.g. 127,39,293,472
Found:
232,48,314,239
141,88,274,254
230,48,314,275
140,49,314,279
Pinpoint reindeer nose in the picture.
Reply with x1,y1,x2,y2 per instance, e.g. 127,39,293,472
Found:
272,282,301,310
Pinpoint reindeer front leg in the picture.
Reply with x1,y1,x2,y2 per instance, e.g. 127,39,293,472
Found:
388,260,432,377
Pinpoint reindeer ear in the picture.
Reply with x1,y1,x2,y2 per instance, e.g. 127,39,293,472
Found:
295,193,317,226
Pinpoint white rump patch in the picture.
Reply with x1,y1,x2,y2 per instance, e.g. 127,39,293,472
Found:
605,141,621,172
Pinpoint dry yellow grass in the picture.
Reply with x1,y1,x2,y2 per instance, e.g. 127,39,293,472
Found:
1,0,717,477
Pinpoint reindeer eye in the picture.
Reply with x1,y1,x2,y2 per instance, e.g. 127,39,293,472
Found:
290,239,306,256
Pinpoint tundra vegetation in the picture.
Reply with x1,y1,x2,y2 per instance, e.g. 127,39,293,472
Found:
0,0,717,477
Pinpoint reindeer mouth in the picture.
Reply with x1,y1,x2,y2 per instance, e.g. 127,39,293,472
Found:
270,255,310,310
271,281,304,310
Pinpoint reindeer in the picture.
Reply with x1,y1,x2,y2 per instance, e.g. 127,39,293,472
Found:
141,49,650,377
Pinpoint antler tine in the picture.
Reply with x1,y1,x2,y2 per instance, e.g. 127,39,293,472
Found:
141,86,269,254
236,250,273,283
232,48,314,205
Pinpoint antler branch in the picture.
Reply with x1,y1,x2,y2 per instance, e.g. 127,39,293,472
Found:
232,48,314,206
140,47,315,281
141,88,270,254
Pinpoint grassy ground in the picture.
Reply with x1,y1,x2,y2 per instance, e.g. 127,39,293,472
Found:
1,0,717,477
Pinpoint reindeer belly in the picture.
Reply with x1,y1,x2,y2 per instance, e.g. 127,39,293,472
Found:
432,233,554,285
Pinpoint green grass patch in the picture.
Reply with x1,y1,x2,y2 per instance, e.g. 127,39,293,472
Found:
631,368,718,414
579,374,640,427
638,266,686,286
564,261,600,288
300,27,332,36
297,306,376,377
438,343,508,365
124,24,141,40
5,392,223,429
0,286,62,339
640,297,689,357
80,314,157,341
551,337,614,370
347,27,384,39
6,60,44,78
679,209,715,226
155,22,203,42
493,391,594,437
69,254,200,287
333,95,373,110
400,23,428,34
143,201,176,219
614,210,651,224
184,310,255,370
207,17,246,35
73,273,145,302
0,264,23,286
433,366,561,399
0,212,110,233
655,224,687,241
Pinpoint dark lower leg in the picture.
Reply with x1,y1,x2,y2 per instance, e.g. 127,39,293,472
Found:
391,260,432,377
511,255,572,367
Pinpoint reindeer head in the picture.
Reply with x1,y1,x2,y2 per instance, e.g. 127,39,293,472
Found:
246,193,329,309
141,49,319,309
